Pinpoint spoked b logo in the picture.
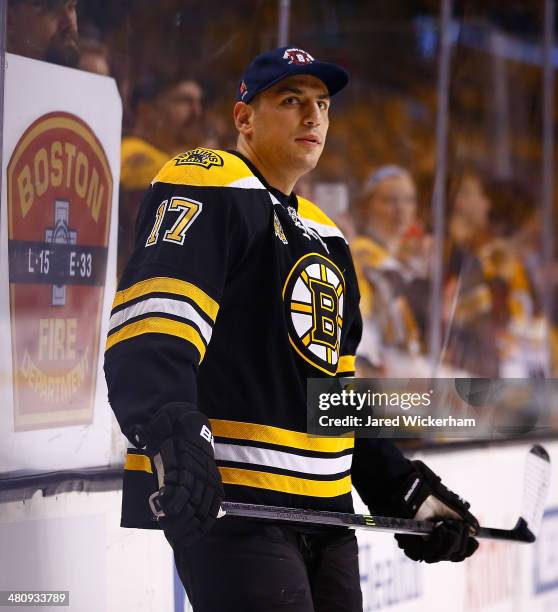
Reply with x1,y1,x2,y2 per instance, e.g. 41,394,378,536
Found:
283,253,345,375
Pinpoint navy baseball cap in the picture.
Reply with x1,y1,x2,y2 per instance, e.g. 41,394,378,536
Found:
237,47,349,103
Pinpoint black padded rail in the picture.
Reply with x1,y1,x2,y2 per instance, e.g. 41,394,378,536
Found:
0,467,124,503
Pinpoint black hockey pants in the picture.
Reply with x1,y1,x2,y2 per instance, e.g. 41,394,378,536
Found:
170,517,363,612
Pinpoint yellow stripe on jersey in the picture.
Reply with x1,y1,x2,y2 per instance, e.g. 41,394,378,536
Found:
124,453,153,473
297,196,338,228
219,466,352,497
210,419,354,453
153,149,256,188
105,317,207,360
337,355,356,374
112,277,219,322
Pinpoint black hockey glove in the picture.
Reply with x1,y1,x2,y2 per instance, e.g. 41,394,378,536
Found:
147,402,224,547
397,520,478,563
373,460,479,563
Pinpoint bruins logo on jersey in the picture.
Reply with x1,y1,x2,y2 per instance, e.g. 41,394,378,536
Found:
174,148,224,169
283,253,345,375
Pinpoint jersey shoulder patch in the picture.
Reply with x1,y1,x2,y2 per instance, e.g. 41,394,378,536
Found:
152,148,263,189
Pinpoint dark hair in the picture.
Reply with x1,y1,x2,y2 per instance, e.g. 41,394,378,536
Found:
129,74,198,112
445,165,490,210
484,178,536,236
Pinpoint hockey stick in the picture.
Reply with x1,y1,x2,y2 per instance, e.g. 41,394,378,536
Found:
221,444,551,543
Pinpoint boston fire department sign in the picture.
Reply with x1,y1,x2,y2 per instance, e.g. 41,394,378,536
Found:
7,112,112,430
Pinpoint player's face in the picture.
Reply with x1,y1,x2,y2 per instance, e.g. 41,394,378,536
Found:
367,174,417,237
251,75,330,176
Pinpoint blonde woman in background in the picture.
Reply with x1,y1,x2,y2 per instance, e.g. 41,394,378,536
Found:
351,165,429,375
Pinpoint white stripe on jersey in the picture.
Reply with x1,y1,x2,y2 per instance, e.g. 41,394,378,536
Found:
109,297,213,343
299,217,348,243
214,442,352,476
227,176,266,189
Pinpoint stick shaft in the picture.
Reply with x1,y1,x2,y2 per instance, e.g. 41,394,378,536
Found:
221,502,534,542
221,502,432,535
225,501,434,534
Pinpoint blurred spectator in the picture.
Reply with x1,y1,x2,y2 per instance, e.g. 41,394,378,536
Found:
350,165,425,375
7,0,79,68
447,171,491,249
78,38,110,76
482,179,548,377
443,170,499,376
442,171,544,377
122,75,205,186
118,75,206,276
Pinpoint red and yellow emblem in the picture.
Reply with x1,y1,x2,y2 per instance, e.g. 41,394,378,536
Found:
7,112,113,430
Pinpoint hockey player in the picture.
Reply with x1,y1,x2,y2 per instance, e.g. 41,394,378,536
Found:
105,47,479,612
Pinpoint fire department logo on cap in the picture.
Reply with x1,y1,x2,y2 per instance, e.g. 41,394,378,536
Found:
7,111,112,430
283,252,345,376
283,48,315,65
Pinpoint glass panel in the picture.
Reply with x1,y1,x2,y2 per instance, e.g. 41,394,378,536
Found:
442,8,550,381
1,0,557,481
288,2,558,442
0,0,280,474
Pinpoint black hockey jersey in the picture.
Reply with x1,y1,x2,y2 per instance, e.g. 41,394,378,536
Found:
104,147,411,528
